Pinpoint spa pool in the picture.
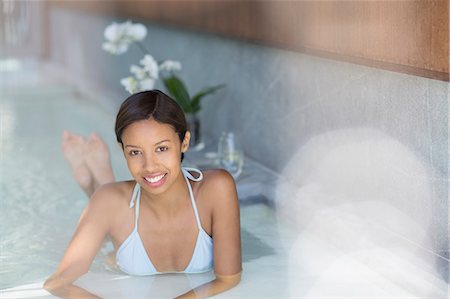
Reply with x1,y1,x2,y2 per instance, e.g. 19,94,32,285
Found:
1,64,448,298
0,64,291,298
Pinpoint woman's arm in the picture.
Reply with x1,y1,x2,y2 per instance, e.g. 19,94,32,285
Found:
175,272,241,299
176,170,242,298
43,275,102,299
43,185,116,298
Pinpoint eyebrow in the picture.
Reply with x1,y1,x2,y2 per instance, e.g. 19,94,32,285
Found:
124,139,171,148
155,139,171,145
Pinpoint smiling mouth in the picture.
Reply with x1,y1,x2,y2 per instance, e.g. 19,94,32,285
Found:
144,174,166,184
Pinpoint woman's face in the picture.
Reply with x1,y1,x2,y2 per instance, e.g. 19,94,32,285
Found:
121,118,189,195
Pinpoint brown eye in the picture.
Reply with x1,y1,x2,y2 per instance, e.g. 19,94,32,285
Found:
129,150,141,156
156,146,168,152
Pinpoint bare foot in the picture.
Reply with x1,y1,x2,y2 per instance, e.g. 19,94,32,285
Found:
61,130,95,196
85,133,115,189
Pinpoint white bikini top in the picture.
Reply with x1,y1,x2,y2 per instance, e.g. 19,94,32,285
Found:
116,167,214,275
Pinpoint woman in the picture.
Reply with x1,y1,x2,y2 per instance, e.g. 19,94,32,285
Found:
44,90,242,298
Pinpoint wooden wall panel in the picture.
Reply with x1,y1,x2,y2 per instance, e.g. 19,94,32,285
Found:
48,0,449,81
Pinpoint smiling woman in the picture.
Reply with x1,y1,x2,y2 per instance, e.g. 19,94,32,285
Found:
43,90,242,298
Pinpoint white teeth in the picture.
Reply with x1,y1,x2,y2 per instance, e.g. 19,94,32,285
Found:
145,174,165,184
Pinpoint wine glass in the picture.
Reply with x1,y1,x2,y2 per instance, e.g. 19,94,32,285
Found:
218,132,244,179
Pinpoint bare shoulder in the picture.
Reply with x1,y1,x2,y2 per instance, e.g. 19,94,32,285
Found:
87,181,135,212
202,169,235,190
200,169,239,207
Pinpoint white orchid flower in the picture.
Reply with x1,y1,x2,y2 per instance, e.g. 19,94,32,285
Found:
104,21,143,42
126,22,147,41
140,54,159,79
103,21,147,55
104,22,129,42
130,65,146,80
120,76,139,94
104,22,121,42
139,78,156,91
103,22,131,55
102,41,129,55
159,60,182,72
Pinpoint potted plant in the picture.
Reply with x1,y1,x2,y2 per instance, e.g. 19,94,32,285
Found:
102,20,224,149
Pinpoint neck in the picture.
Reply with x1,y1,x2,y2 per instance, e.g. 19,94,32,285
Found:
139,169,190,219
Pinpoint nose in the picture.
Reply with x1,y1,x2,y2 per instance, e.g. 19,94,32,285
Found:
142,152,159,171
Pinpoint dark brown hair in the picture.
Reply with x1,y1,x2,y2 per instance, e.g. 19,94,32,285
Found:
115,90,187,160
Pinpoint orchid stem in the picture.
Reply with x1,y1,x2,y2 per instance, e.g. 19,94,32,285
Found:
135,42,150,55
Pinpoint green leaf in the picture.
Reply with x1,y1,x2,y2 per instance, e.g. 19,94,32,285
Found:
191,84,225,114
162,75,192,113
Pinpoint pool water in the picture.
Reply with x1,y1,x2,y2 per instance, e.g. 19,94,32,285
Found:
0,82,116,290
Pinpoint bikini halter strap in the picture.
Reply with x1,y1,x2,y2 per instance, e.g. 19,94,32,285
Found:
181,167,203,228
129,183,141,208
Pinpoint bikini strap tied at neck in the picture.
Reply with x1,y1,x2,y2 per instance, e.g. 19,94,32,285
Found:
182,167,203,181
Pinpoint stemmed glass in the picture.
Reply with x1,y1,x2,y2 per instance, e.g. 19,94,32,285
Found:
218,132,244,179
